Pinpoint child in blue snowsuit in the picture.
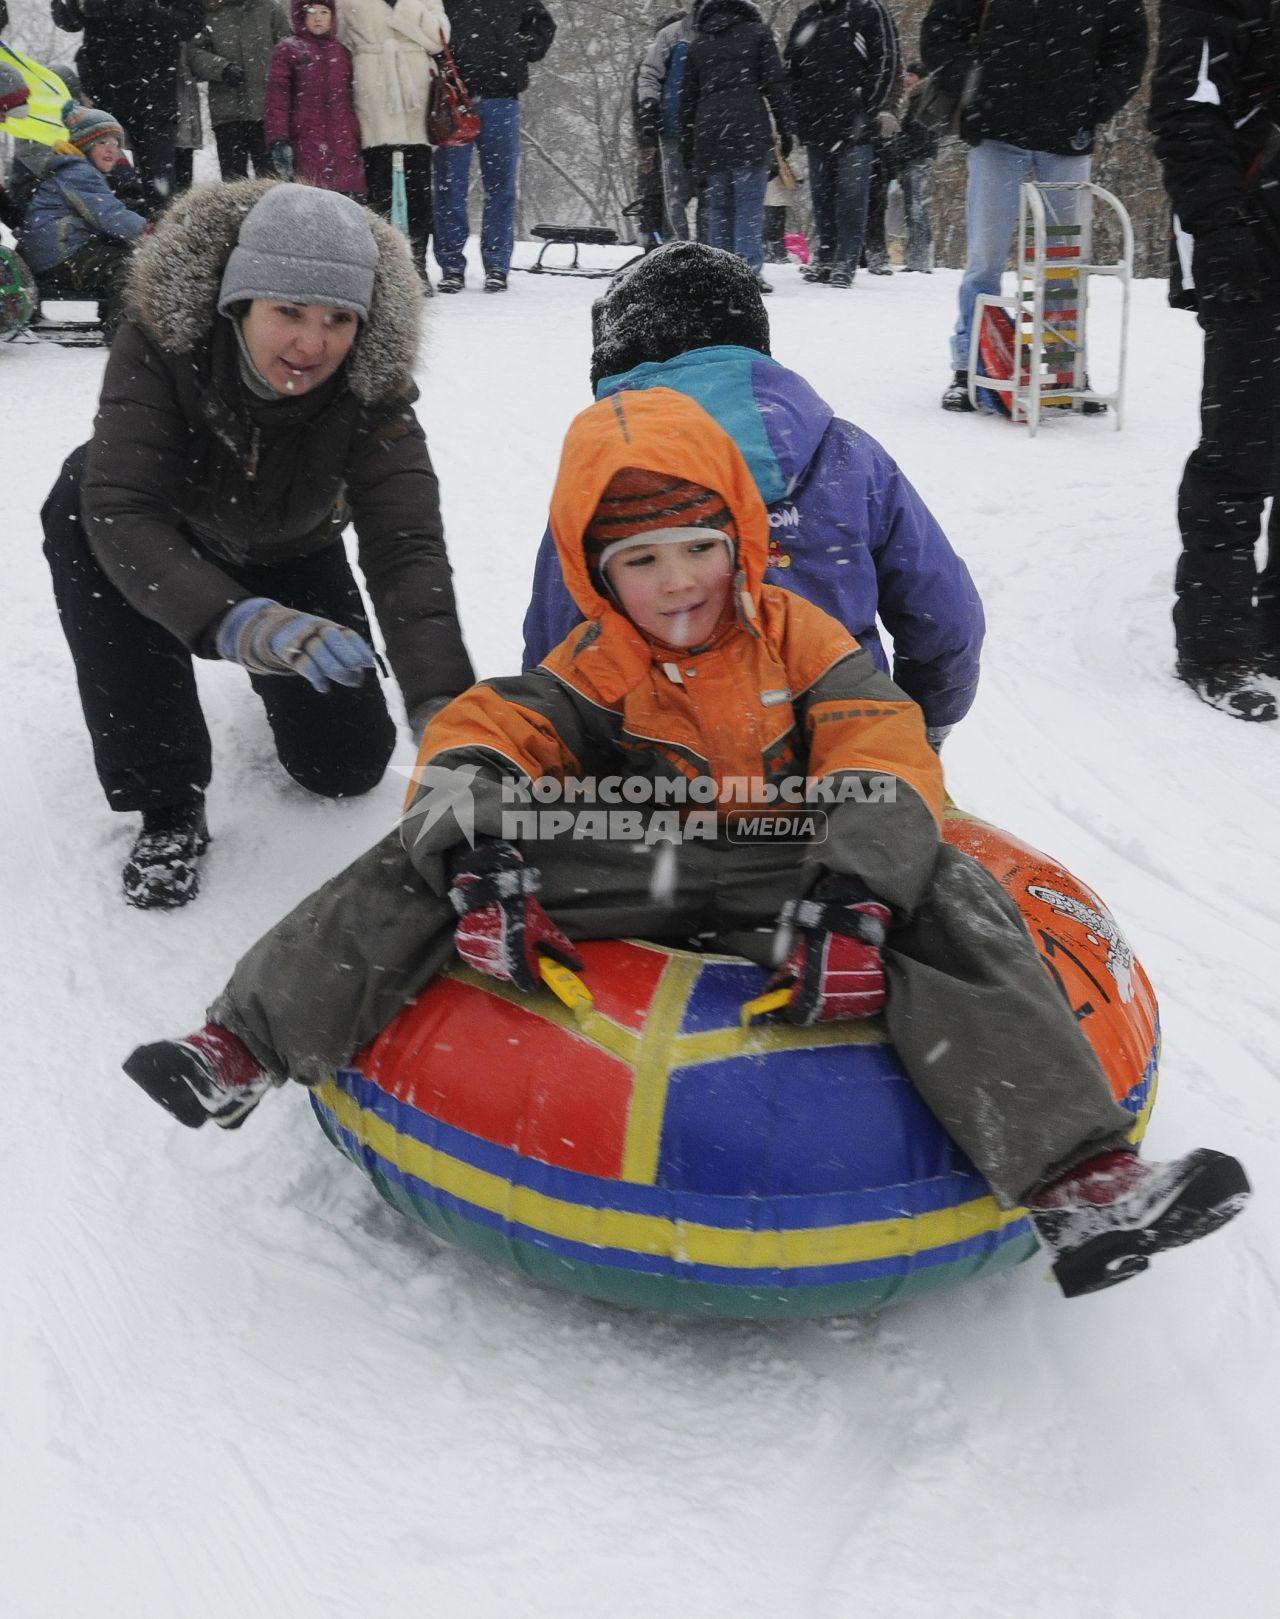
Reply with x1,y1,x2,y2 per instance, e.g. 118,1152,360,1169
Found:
12,104,147,334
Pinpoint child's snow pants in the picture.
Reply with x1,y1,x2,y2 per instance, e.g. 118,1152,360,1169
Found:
211,831,1134,1208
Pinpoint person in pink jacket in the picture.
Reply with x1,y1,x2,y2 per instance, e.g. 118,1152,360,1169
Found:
264,0,366,196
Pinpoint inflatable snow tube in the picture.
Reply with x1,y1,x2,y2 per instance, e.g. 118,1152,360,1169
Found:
311,812,1159,1318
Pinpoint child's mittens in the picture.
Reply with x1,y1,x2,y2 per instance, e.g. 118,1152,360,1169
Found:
269,140,294,179
765,874,892,1025
449,840,582,993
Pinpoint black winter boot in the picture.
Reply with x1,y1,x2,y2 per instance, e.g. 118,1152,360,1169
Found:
942,371,976,412
122,803,210,909
123,1023,272,1129
1176,660,1277,722
1029,1148,1251,1298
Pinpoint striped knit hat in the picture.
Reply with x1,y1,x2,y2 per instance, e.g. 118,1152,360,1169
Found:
584,467,737,582
66,104,124,154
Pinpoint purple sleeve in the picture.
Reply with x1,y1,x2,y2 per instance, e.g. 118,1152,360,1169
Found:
860,433,985,728
521,521,583,669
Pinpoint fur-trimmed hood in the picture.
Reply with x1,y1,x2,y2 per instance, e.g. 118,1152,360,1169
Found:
125,178,423,403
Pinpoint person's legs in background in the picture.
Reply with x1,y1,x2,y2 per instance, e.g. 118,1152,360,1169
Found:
432,140,473,284
472,96,521,285
863,141,891,273
944,139,1030,405
126,119,178,211
1174,300,1280,720
830,141,874,285
657,134,692,240
729,165,768,277
804,145,835,281
900,158,933,271
213,121,255,180
762,203,788,263
700,169,732,254
365,145,433,284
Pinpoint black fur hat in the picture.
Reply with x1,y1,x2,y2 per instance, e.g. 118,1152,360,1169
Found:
589,241,771,389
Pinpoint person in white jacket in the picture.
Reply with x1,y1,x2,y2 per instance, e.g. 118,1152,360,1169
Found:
337,0,449,286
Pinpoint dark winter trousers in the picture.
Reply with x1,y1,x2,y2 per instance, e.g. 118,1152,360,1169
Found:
41,444,397,815
214,120,270,181
37,239,134,338
365,146,433,280
863,140,890,270
211,830,1133,1208
808,141,874,276
1175,300,1280,667
124,120,178,210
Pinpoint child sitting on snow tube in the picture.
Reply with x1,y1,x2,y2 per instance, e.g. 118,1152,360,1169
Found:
123,388,1251,1300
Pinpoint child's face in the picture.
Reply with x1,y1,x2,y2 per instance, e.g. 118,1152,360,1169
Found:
88,137,121,174
605,533,735,648
304,5,332,34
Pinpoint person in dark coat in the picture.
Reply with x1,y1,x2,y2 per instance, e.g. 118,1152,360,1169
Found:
636,9,697,243
264,0,365,196
785,0,899,288
921,0,1147,409
40,181,474,909
49,0,206,208
432,0,555,293
1149,0,1280,722
632,11,689,249
187,0,290,181
678,0,791,288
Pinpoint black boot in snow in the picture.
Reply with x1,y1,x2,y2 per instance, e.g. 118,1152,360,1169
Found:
123,1023,272,1129
1029,1148,1251,1298
1176,660,1277,723
122,803,211,910
942,371,976,412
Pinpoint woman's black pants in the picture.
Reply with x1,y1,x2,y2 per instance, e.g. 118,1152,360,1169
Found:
41,445,397,815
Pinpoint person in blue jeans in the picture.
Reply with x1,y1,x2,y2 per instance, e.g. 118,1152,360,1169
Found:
785,0,899,289
679,0,790,290
431,0,555,293
921,0,1147,410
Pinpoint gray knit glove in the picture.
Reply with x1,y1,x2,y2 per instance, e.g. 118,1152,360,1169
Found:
925,724,953,753
216,597,375,693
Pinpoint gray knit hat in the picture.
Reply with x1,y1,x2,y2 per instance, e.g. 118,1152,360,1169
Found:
217,184,379,321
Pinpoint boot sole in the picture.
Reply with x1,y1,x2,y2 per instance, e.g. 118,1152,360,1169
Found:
123,1043,211,1129
122,1042,262,1131
1050,1149,1251,1298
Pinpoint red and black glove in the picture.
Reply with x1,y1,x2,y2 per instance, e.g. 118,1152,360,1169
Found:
764,874,892,1026
449,841,582,993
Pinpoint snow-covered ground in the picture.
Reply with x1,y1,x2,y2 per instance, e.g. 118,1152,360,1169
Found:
3,246,1277,1619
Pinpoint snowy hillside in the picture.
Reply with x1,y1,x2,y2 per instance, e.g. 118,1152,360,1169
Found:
3,248,1277,1619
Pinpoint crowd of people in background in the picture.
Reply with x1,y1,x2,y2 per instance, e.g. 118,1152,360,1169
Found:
1,0,555,298
3,0,947,313
3,0,1280,724
632,1,935,294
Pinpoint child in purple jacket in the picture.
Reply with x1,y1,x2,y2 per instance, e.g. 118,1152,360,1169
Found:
264,0,366,196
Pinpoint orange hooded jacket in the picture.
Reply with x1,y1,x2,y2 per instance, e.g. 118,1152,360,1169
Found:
412,389,945,911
